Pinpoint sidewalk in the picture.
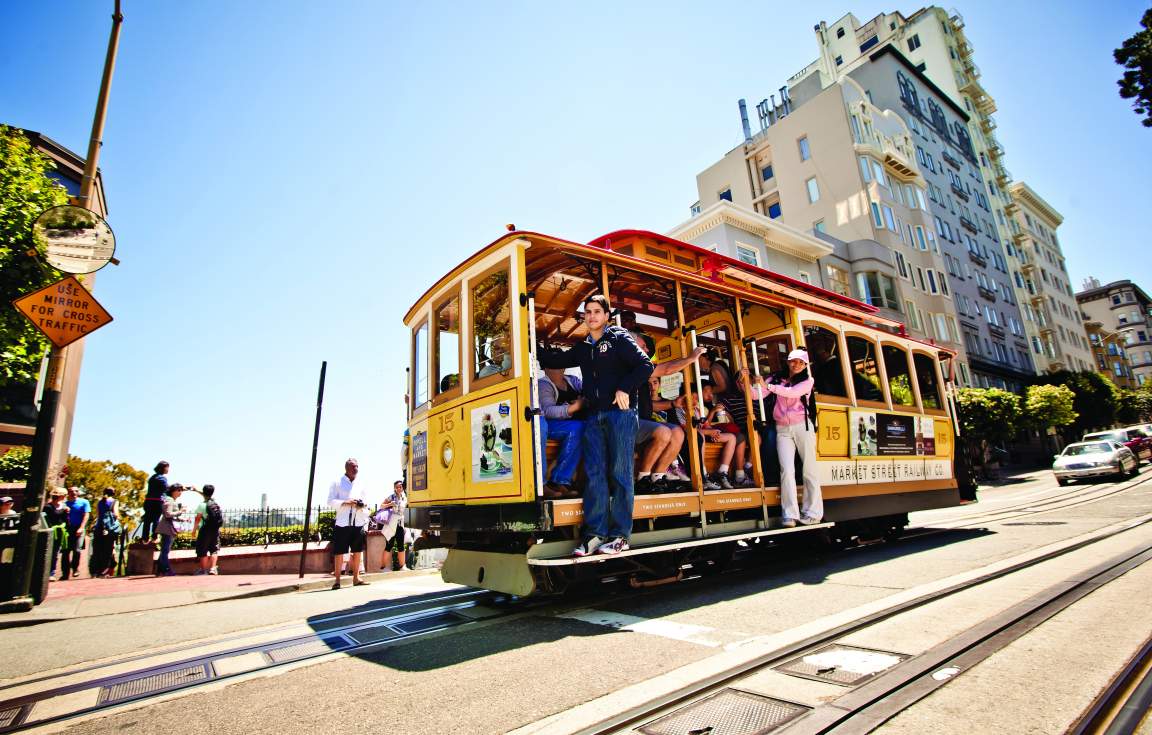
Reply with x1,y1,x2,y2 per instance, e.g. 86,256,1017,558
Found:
2,564,431,629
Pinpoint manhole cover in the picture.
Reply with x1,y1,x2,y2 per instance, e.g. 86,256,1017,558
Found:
98,665,209,703
638,688,808,735
776,644,908,686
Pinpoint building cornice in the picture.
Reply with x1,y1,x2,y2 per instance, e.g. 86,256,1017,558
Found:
1009,181,1063,227
666,200,834,261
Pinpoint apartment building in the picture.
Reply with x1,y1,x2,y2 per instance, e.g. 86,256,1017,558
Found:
1007,182,1092,373
1077,279,1152,386
1082,319,1137,389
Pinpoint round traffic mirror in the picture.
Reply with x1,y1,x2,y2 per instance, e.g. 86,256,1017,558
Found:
32,204,116,274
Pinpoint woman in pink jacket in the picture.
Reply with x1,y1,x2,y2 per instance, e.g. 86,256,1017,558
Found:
750,349,823,527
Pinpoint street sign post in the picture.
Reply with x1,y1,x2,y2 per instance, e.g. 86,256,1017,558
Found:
12,276,113,349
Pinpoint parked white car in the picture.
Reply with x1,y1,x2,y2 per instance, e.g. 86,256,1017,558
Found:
1052,441,1139,486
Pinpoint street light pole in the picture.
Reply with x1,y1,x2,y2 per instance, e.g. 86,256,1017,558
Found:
8,2,123,609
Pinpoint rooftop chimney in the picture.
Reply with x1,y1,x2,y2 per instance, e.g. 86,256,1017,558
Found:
738,99,752,142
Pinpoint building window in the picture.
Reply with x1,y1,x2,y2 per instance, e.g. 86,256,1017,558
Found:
806,177,820,203
894,251,909,280
767,201,782,219
836,26,845,38
871,201,883,229
761,164,774,181
847,335,885,401
927,270,938,294
835,55,843,66
798,271,811,284
883,345,916,406
914,352,942,408
907,34,921,52
859,155,872,182
882,205,897,231
859,35,879,53
798,136,811,161
825,265,851,296
872,159,888,187
857,272,900,310
719,188,733,202
735,243,760,266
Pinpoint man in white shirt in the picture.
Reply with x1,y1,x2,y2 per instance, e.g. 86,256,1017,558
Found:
327,458,371,590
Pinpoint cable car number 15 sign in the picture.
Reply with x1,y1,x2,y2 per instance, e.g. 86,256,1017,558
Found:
12,276,113,348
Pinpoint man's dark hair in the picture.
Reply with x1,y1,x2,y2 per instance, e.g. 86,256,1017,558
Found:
154,461,169,473
583,294,610,313
202,485,215,499
103,488,115,497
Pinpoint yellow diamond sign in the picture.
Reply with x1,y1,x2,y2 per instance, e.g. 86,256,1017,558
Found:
12,276,113,348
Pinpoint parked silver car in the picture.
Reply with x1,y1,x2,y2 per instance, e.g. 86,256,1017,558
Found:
1052,441,1139,486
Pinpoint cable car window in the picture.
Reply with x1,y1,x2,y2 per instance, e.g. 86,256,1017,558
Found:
803,324,847,398
883,344,916,406
472,268,511,381
914,352,942,409
413,321,429,407
435,296,461,395
846,335,884,402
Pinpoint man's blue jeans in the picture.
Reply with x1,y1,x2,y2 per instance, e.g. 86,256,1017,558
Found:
581,407,638,540
158,534,174,573
538,417,584,486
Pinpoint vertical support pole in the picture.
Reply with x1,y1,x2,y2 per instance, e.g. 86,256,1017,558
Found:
675,282,708,536
747,337,772,527
299,361,327,578
732,299,763,490
523,292,544,497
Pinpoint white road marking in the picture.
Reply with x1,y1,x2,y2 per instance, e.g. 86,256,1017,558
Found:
557,609,725,647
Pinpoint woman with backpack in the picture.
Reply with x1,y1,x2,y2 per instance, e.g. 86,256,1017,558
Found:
193,485,223,576
749,348,824,528
93,488,122,577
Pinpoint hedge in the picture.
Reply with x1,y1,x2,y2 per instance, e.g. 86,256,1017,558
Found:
171,512,336,550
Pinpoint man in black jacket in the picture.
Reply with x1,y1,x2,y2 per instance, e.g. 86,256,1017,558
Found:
539,295,653,556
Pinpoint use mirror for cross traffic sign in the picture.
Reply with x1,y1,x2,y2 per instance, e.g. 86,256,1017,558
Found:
32,204,116,274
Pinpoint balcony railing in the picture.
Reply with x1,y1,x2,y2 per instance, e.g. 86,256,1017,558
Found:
960,215,979,232
978,285,997,301
969,250,987,267
951,182,970,200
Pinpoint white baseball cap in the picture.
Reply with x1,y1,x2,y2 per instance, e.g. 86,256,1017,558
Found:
787,349,810,364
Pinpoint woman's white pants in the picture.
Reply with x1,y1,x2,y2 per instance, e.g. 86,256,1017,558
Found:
777,423,823,522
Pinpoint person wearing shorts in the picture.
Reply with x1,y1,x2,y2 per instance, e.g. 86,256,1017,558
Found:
327,458,371,590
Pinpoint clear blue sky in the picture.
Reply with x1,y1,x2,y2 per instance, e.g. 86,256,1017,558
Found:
3,1,1150,506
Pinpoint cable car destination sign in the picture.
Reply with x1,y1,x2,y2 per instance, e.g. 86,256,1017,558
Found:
12,275,112,348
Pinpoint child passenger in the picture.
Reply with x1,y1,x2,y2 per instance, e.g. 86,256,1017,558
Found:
699,380,752,489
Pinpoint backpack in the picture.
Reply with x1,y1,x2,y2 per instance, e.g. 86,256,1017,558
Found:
203,499,224,531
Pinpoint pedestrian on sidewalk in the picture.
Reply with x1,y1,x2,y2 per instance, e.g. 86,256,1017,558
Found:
155,484,186,576
327,458,370,590
43,488,70,580
376,480,407,571
93,488,122,577
64,487,91,579
140,461,170,542
193,484,223,576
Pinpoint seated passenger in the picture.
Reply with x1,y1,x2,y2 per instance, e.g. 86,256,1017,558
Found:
537,368,585,499
633,342,706,494
810,341,845,397
699,381,750,489
477,336,511,378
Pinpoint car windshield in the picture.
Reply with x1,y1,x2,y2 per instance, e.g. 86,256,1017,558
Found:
1126,429,1150,440
1085,432,1125,443
1063,442,1113,456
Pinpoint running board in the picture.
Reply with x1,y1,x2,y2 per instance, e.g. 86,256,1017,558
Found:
527,522,834,566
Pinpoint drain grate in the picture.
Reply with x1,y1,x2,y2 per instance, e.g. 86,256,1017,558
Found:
776,644,908,686
265,636,350,663
0,706,21,728
638,688,808,735
98,665,209,704
391,612,461,635
347,625,401,645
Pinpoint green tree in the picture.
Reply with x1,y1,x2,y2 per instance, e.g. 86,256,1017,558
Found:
1115,7,1152,128
63,455,148,522
957,387,1022,468
0,446,32,482
1022,384,1078,433
1117,385,1152,424
0,125,68,398
1035,370,1120,438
